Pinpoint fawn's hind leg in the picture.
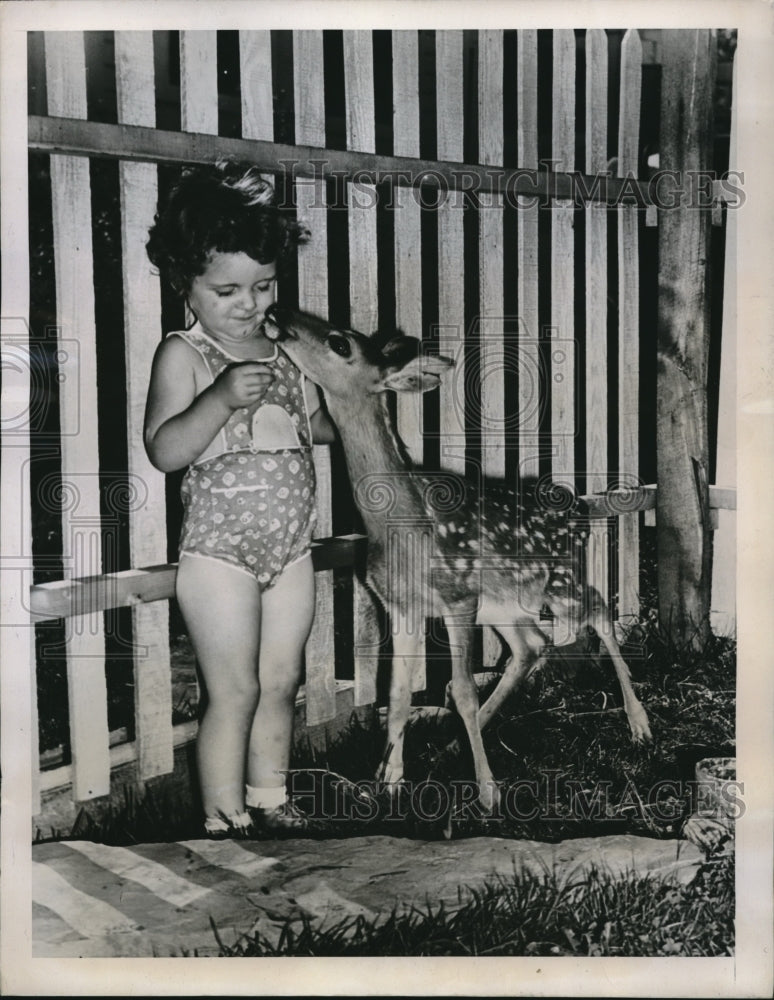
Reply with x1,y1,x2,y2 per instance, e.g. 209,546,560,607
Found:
547,583,652,743
588,607,652,742
444,607,498,811
477,625,548,731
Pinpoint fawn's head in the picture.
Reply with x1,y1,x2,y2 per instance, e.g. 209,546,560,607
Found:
264,305,453,400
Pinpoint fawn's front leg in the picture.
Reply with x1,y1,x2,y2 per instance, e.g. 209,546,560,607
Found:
378,616,423,790
444,606,498,812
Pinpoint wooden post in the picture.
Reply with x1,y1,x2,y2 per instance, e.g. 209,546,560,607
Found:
656,30,717,646
710,55,737,636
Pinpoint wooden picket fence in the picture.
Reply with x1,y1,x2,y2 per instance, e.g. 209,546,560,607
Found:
23,28,736,823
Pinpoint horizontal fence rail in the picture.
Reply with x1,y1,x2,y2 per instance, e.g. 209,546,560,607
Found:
28,487,736,624
29,113,734,212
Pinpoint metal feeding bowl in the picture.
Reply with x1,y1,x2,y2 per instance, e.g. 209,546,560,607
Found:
680,756,737,853
695,756,737,824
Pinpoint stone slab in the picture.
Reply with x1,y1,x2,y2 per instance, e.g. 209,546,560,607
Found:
32,833,706,958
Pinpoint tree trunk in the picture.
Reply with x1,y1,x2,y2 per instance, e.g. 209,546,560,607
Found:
656,30,717,647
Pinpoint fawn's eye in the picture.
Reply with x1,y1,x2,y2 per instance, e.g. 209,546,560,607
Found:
328,334,352,358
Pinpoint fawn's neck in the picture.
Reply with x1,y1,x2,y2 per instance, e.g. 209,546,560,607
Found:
328,394,425,535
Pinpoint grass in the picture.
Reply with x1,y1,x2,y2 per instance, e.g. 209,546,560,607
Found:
217,855,735,958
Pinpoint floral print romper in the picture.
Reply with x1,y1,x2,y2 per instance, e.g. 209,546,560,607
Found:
173,324,317,589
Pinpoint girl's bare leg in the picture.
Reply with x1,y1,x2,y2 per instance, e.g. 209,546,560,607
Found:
175,555,262,820
247,554,315,791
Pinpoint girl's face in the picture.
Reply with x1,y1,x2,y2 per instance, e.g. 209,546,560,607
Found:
187,251,277,344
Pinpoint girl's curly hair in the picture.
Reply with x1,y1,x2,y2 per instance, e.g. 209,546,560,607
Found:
146,160,309,295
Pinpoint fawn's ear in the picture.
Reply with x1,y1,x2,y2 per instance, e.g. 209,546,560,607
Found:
378,334,422,367
380,353,454,394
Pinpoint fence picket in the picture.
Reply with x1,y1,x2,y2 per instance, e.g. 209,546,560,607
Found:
292,30,337,724
45,31,110,801
436,31,466,476
551,30,576,500
3,42,39,815
239,31,273,141
479,31,505,484
115,31,174,781
180,32,219,135
344,31,381,707
3,312,38,812
179,31,218,328
584,29,611,619
239,29,275,191
618,28,642,621
393,31,423,467
392,31,426,692
479,30,505,668
517,30,540,479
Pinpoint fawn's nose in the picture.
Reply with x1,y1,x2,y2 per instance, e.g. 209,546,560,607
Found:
264,304,291,324
263,304,295,340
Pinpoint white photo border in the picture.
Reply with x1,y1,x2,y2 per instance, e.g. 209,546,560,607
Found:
2,1,772,995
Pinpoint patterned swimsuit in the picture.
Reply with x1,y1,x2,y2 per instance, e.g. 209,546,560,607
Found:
173,324,317,589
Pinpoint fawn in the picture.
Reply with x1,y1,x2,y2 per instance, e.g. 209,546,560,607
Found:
264,306,652,810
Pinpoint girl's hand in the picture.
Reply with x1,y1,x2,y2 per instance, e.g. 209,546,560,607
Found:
214,362,274,409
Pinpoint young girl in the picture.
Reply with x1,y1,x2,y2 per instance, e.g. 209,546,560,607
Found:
144,162,334,838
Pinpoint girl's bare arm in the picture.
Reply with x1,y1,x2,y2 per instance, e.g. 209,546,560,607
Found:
144,337,230,472
144,337,273,472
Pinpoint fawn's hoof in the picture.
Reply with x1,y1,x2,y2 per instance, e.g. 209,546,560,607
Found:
629,709,653,743
478,780,501,815
377,759,405,787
